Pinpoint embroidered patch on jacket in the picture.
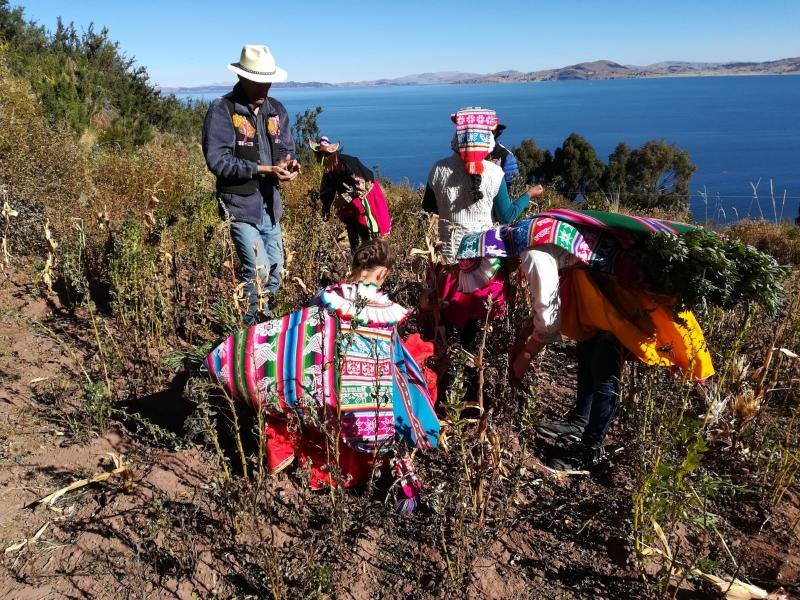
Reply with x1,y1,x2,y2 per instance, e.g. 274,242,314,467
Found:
232,114,256,144
267,115,281,138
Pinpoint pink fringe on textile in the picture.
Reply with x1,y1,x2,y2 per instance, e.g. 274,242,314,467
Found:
392,455,423,514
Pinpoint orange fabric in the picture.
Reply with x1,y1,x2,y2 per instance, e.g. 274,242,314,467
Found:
560,269,714,381
402,333,439,406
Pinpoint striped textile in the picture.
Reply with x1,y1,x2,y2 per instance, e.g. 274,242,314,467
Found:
326,319,439,452
457,216,626,278
509,217,623,274
337,322,396,452
204,286,440,455
205,306,337,415
392,332,438,450
457,209,695,260
544,208,693,238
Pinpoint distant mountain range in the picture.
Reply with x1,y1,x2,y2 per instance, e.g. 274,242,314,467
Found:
159,57,800,93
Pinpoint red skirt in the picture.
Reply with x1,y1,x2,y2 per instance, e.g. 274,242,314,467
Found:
426,263,509,329
263,332,437,489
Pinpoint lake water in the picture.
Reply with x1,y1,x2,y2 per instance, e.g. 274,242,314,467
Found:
182,76,800,223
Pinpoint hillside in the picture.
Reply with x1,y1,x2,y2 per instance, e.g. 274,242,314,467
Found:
166,57,800,92
473,59,640,82
471,57,800,83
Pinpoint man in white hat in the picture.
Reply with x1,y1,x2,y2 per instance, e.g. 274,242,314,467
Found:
202,44,301,324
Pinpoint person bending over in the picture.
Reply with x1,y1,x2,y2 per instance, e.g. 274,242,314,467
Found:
510,244,624,471
311,136,391,251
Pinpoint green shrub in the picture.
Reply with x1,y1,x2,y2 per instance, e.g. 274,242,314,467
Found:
0,2,206,146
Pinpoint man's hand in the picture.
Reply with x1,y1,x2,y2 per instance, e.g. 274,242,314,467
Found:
258,164,299,182
527,184,544,198
278,157,302,175
287,158,302,174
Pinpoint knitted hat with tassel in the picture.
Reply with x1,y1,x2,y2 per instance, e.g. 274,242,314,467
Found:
450,107,498,175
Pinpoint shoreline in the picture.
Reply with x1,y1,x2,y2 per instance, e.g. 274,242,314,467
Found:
164,71,800,94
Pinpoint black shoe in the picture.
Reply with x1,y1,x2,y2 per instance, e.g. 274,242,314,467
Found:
535,418,584,443
548,444,607,472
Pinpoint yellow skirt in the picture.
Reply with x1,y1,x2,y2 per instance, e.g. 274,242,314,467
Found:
560,269,715,381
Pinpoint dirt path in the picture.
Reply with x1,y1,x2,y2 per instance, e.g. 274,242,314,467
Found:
0,271,218,598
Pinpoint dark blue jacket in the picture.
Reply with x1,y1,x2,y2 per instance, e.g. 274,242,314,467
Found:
202,83,295,225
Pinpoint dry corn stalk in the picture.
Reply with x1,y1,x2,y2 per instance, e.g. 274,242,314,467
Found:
233,281,248,315
293,276,309,294
42,218,58,294
142,179,163,231
4,522,50,554
35,453,130,507
640,543,785,599
651,518,673,560
731,355,750,382
96,205,111,230
732,387,761,425
1,187,18,268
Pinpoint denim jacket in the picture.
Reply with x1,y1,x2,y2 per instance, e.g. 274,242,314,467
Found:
202,83,295,225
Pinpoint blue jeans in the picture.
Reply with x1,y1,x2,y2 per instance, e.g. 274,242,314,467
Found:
229,206,284,325
572,332,624,448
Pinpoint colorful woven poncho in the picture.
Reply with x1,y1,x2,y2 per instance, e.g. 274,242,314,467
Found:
204,283,440,455
450,107,498,175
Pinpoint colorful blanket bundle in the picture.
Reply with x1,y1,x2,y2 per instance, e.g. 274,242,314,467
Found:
204,283,440,498
456,209,694,291
458,208,695,260
544,208,693,238
453,209,714,381
204,306,336,416
450,107,498,175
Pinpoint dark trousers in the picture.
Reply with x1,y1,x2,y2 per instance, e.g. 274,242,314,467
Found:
571,332,624,448
345,219,372,251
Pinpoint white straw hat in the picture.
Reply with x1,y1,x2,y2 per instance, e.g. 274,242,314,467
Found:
227,44,288,83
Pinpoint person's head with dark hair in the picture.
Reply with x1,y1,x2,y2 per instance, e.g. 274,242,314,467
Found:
350,239,396,287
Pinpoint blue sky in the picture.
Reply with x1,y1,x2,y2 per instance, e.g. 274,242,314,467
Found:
10,0,800,87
